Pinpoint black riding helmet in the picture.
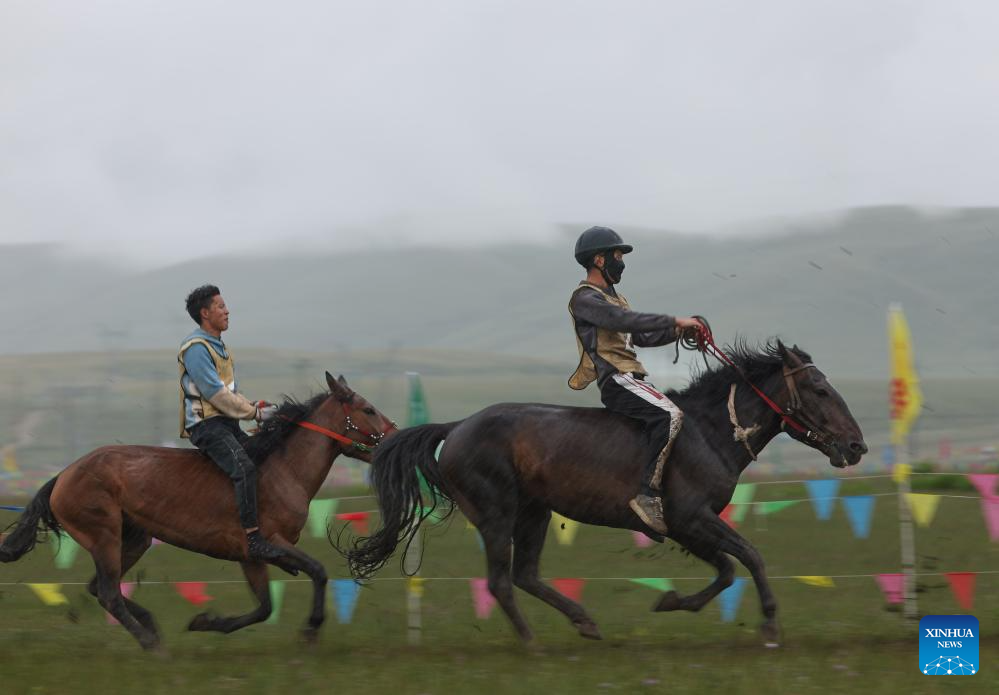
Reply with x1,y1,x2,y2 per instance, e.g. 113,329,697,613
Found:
573,226,633,267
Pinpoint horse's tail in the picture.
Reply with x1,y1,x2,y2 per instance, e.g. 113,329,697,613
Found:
338,422,459,581
0,476,62,563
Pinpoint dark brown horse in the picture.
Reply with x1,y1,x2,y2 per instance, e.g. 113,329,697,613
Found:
344,342,867,646
1,373,395,651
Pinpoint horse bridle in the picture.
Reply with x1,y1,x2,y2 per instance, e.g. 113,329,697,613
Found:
779,363,833,448
285,400,397,454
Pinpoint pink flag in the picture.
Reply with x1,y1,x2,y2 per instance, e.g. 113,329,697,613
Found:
632,531,654,548
106,583,136,625
151,537,163,546
967,474,999,500
175,581,213,606
552,578,585,603
336,512,369,536
945,572,976,611
982,498,999,541
469,578,496,619
875,573,904,604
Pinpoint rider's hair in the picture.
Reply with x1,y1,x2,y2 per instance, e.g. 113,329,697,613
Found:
185,284,221,324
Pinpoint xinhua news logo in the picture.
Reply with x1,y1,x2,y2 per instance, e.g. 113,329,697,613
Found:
919,615,979,675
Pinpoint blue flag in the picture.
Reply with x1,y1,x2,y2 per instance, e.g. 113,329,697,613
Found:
842,495,875,539
331,579,361,624
804,479,840,521
719,577,747,623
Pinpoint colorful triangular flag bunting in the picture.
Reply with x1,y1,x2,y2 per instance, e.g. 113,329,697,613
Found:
729,484,756,523
755,500,800,516
552,578,585,603
27,583,69,607
175,581,212,606
336,512,370,536
629,578,674,592
967,474,998,500
632,530,654,548
331,579,360,624
551,512,579,545
469,578,496,619
795,575,835,588
718,577,747,622
945,572,976,611
842,495,875,539
982,499,999,541
906,493,941,527
875,573,904,604
265,580,285,625
52,534,80,569
805,480,840,520
307,499,339,538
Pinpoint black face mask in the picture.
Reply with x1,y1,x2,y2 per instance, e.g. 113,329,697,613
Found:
601,252,625,284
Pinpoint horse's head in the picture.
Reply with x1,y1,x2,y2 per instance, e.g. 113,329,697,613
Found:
778,342,867,468
324,371,398,463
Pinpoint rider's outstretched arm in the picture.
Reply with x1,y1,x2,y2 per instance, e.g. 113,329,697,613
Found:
570,289,678,347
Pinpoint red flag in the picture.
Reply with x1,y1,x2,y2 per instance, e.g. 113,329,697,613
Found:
175,581,213,606
552,578,585,603
719,505,737,528
945,572,976,611
336,512,370,535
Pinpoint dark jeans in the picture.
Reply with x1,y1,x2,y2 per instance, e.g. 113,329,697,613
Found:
189,417,259,529
600,375,674,495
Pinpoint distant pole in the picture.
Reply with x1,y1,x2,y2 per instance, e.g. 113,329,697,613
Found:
895,452,917,620
402,371,430,645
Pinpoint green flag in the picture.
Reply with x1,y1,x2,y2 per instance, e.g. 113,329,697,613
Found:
307,499,339,538
407,372,433,494
52,534,80,570
756,500,800,516
419,505,447,525
406,372,430,426
729,483,757,523
265,581,285,625
629,578,674,592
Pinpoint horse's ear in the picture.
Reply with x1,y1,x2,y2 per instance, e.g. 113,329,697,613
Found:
780,342,805,368
776,340,787,357
326,371,354,402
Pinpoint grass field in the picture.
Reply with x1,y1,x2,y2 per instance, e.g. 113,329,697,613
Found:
2,479,997,694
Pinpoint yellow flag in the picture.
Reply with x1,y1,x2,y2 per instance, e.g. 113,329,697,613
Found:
550,512,580,546
887,304,923,446
27,583,69,606
1,446,18,473
906,493,941,527
794,576,835,588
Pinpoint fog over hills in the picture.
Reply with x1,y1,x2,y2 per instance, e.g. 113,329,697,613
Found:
1,206,996,378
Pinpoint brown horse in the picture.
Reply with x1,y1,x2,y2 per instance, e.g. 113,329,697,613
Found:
1,372,395,651
344,342,867,646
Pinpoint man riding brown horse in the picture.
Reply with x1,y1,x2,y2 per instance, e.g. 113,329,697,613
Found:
568,226,704,534
179,285,284,561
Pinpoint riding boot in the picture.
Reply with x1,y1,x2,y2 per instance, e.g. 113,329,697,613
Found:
629,413,682,535
246,530,284,562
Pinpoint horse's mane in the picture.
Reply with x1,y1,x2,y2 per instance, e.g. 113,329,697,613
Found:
670,339,812,411
243,392,329,466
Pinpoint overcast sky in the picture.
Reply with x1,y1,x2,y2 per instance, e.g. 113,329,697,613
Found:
2,1,997,265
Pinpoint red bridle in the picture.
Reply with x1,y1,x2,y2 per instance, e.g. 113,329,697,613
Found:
284,400,396,453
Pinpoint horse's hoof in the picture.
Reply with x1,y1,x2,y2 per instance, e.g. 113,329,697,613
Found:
652,590,682,612
187,612,215,632
301,626,320,644
574,620,603,640
761,621,781,647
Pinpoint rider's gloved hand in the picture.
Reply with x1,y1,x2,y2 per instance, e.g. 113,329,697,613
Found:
255,401,279,423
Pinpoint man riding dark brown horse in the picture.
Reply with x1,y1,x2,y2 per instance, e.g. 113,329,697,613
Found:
569,226,705,534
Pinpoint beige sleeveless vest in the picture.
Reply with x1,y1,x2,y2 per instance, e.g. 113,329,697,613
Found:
568,282,647,390
178,338,237,437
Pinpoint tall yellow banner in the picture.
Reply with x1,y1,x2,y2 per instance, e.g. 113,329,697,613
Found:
888,304,922,446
